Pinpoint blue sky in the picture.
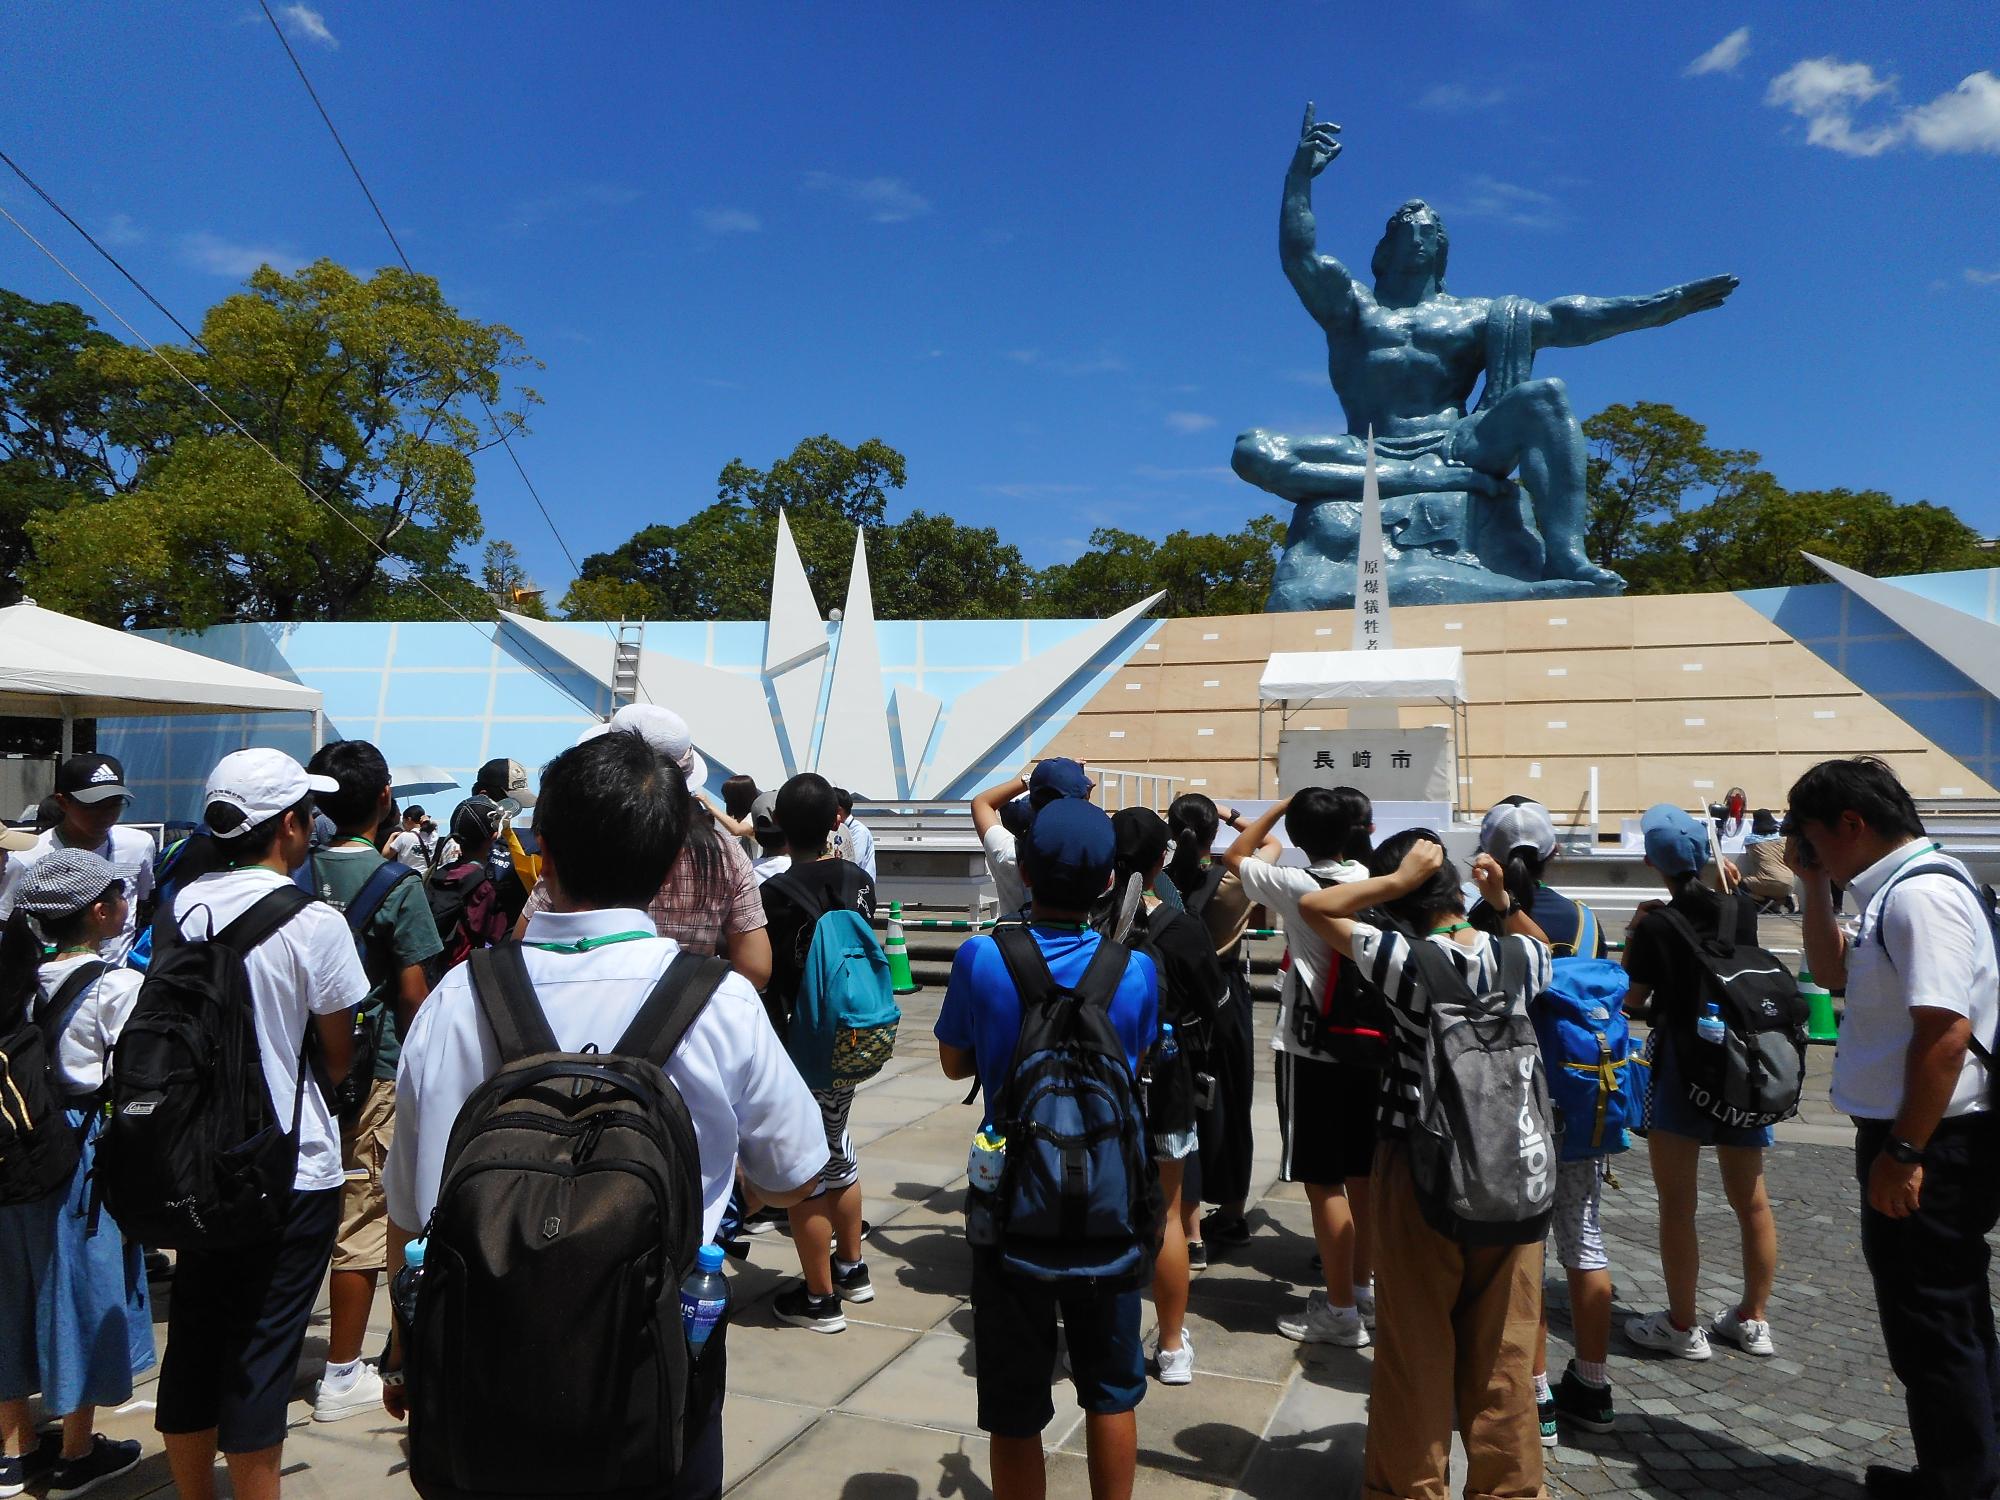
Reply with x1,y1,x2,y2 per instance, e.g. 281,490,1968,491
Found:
5,1,1997,596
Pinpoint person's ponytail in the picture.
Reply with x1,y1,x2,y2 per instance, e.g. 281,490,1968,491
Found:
1165,794,1218,899
1502,848,1542,917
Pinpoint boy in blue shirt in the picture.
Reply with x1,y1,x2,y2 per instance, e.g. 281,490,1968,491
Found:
935,799,1158,1500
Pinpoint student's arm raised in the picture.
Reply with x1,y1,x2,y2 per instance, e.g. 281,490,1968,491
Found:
1471,853,1549,944
1222,798,1289,875
1297,839,1444,959
971,771,1030,839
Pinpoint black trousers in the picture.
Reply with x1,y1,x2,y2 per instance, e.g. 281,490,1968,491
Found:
1197,957,1256,1209
1856,1114,2000,1500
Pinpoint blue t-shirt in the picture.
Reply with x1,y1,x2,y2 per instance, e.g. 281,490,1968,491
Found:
1473,885,1607,959
934,924,1159,1116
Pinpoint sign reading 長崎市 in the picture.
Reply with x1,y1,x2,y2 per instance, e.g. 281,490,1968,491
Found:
1277,726,1450,803
1352,427,1391,652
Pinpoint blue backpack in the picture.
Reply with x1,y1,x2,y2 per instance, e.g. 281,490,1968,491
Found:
772,874,900,1091
982,928,1161,1289
1534,921,1640,1162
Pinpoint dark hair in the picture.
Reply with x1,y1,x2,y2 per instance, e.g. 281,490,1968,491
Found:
209,795,314,867
1369,828,1462,927
1370,199,1449,286
306,740,391,832
0,892,116,1027
835,788,855,816
1286,785,1373,864
1165,793,1219,899
538,732,689,909
721,775,760,821
404,804,426,823
1786,757,1924,843
1752,808,1779,837
777,774,839,858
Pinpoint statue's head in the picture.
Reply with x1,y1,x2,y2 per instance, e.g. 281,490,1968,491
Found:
1370,200,1449,289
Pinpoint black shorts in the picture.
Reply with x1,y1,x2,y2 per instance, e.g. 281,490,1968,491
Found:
1276,1050,1379,1185
969,1252,1144,1437
156,1186,341,1452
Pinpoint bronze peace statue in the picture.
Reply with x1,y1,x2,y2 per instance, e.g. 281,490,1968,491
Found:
1235,105,1737,610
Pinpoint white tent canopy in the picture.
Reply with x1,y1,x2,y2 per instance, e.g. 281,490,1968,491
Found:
1258,646,1466,706
0,603,323,721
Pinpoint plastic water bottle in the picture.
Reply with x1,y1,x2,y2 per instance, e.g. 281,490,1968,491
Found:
681,1244,729,1356
1696,1002,1726,1046
390,1237,426,1344
967,1126,1008,1193
1160,1023,1179,1063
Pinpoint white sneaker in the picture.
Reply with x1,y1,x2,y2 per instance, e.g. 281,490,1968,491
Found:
1276,1291,1371,1347
1624,1310,1712,1361
1353,1283,1377,1328
1156,1334,1195,1385
312,1363,384,1422
1712,1307,1777,1356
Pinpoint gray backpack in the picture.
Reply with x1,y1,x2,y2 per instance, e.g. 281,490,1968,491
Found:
1404,938,1558,1245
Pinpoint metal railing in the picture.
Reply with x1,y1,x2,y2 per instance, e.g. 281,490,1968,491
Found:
1094,767,1182,813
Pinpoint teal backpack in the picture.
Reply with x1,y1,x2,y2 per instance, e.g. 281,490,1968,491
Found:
771,876,900,1091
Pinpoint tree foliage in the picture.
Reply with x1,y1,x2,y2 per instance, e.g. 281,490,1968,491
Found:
1030,518,1285,617
7,264,536,627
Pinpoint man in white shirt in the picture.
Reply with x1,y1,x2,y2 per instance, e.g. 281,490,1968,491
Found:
380,729,825,1499
0,754,157,961
157,749,369,1500
831,788,877,882
1787,757,2000,1500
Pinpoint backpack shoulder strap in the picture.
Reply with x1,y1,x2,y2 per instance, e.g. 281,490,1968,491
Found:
1185,865,1228,919
992,925,1058,1011
612,951,730,1068
766,868,829,926
1574,901,1601,961
1073,933,1133,1012
1495,933,1530,1008
346,860,417,939
467,943,561,1063
215,884,315,954
1653,904,1709,959
1405,935,1480,1009
1871,860,1980,949
39,960,110,1047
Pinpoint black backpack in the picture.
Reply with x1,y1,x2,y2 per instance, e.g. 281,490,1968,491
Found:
1657,904,1808,1131
408,943,726,1500
976,928,1161,1289
98,885,315,1249
426,862,494,969
295,853,418,1120
0,960,107,1205
1287,873,1398,1067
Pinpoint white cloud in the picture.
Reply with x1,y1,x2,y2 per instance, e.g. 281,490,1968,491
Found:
1685,27,1751,77
1447,175,1567,230
695,207,761,234
1967,267,2000,286
1002,349,1040,365
279,3,336,48
1133,464,1235,483
1764,59,2000,158
1417,83,1505,112
982,481,1095,500
180,231,304,277
1165,411,1216,434
1905,72,2000,155
100,213,145,246
801,171,931,223
510,182,642,232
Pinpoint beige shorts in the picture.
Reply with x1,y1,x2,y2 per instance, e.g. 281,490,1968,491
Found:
332,1078,397,1274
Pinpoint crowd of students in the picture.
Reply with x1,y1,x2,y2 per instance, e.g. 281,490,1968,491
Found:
0,732,1994,1500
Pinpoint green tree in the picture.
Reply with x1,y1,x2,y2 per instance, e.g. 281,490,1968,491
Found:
717,434,906,526
18,261,537,627
1030,517,1285,617
482,539,548,619
1582,401,1757,579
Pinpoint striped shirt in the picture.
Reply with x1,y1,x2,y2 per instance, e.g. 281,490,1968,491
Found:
1350,924,1553,1138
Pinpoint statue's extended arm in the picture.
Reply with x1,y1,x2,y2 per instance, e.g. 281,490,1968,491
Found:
1281,104,1360,329
1535,274,1738,349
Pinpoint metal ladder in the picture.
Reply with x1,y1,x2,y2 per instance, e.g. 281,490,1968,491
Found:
612,620,644,708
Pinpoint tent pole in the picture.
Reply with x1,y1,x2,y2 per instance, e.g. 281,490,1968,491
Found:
311,709,325,753
1256,701,1265,798
60,705,73,759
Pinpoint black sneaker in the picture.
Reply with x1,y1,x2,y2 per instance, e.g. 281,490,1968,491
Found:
1864,1467,1930,1500
1201,1210,1250,1247
774,1284,846,1333
1537,1394,1558,1449
1554,1363,1616,1433
1187,1240,1208,1271
832,1259,875,1303
1,1453,24,1500
49,1438,143,1500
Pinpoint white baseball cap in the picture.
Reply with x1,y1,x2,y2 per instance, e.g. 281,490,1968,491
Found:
608,704,708,789
1480,799,1559,861
204,748,338,840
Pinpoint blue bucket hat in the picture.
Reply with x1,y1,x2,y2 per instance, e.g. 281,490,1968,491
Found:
1641,804,1710,876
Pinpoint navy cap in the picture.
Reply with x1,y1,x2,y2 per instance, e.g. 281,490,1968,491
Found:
1028,758,1094,803
1021,797,1115,903
1641,804,1710,876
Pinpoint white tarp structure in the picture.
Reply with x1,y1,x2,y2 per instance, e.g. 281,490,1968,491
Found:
1256,646,1470,803
0,603,323,753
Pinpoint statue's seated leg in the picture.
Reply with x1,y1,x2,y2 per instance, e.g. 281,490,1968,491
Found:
1266,499,1358,612
1452,378,1624,594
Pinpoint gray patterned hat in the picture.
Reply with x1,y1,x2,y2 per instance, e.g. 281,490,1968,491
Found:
15,847,140,920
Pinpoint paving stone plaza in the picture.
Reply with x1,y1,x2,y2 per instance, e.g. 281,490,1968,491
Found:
77,954,1954,1500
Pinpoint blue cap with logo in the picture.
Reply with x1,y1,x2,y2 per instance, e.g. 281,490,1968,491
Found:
1641,803,1710,876
1020,797,1115,906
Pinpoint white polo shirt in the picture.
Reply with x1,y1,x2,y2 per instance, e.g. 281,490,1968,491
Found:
1833,841,2000,1121
1235,856,1370,1059
981,827,1028,919
1,825,158,962
382,906,827,1240
173,866,370,1192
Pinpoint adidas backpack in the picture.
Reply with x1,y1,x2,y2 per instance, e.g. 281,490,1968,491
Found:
980,927,1161,1288
1405,937,1558,1245
768,871,900,1091
98,885,315,1248
407,944,726,1500
1656,903,1808,1131
0,960,107,1204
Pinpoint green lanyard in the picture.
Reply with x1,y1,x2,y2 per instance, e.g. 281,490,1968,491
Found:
529,929,653,955
1427,921,1472,937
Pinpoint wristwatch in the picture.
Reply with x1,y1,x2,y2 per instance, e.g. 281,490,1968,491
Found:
1883,1136,1925,1165
380,1365,406,1390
